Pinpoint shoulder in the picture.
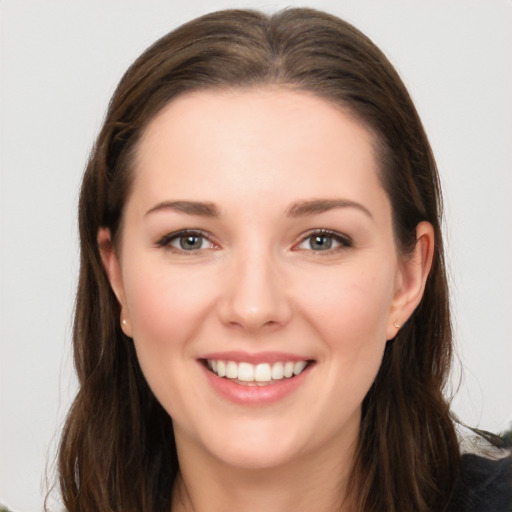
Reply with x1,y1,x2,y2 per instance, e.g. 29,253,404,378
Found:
450,452,512,512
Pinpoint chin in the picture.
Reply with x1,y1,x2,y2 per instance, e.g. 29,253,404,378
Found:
211,438,300,470
194,417,317,470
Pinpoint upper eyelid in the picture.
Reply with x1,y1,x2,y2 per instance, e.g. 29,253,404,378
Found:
292,230,353,254
296,228,353,244
155,228,352,249
156,228,216,247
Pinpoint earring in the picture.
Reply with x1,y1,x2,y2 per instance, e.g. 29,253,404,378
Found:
121,319,127,327
393,320,401,330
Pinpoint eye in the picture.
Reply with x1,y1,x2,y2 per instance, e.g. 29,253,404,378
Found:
156,230,216,253
295,229,352,252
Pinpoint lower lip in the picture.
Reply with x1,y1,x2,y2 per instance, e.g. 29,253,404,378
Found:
201,362,313,406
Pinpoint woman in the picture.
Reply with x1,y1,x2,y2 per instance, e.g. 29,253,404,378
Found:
55,8,511,512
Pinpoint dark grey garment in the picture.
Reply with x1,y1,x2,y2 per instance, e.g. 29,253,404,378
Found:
450,453,512,511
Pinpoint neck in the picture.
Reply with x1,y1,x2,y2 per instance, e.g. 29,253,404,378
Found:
171,433,357,512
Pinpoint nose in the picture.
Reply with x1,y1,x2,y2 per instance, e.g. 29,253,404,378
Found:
217,249,293,333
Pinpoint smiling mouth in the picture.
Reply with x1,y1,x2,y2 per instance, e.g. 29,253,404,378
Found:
203,359,314,386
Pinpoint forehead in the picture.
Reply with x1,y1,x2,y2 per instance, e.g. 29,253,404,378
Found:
130,87,386,214
137,87,377,159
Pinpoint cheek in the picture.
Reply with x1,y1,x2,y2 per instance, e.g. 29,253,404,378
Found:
296,265,394,390
121,262,221,413
122,260,220,354
299,265,394,340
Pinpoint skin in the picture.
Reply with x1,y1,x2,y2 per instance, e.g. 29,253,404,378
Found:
99,88,434,512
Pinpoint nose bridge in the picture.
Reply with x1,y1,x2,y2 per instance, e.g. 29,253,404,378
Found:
219,239,291,331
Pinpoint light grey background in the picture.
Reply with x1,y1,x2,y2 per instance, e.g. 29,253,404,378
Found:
1,1,511,510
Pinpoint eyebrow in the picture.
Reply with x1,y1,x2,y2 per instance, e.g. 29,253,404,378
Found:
144,198,372,219
285,199,373,219
145,200,220,217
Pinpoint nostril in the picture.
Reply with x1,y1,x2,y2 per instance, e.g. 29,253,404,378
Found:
216,266,293,331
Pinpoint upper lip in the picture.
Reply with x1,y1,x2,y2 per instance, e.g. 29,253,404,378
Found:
199,351,313,364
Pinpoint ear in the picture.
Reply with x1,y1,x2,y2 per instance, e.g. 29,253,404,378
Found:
97,227,133,337
386,221,435,340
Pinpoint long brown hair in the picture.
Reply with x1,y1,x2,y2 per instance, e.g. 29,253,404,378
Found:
56,8,460,511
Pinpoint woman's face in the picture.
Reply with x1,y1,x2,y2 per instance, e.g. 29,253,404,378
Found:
101,88,430,470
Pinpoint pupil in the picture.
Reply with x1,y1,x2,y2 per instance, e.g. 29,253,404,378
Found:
311,235,332,250
180,234,202,250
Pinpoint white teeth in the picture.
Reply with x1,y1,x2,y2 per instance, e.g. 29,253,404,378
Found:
293,361,307,375
206,359,310,382
217,360,226,377
226,361,237,379
254,363,271,382
284,362,294,378
237,362,254,382
271,362,284,380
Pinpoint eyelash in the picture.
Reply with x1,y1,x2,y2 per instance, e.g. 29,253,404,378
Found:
155,229,217,254
294,229,353,253
155,228,353,254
